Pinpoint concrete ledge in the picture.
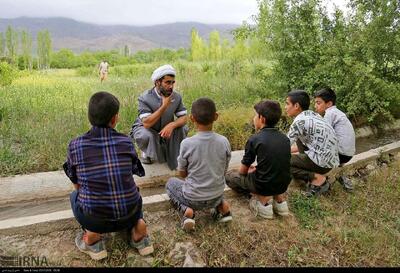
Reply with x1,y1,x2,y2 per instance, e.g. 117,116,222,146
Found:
355,119,400,138
329,140,400,177
0,187,237,235
0,150,244,206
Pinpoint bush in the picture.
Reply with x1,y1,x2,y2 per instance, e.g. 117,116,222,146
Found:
213,106,254,150
0,62,16,86
76,66,97,77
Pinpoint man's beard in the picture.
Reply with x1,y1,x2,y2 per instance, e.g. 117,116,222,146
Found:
159,86,173,97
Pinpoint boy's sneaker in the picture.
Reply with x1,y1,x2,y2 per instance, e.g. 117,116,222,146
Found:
303,181,330,198
338,175,354,191
130,235,154,256
75,230,108,260
272,200,289,216
182,216,195,232
249,198,274,219
210,209,233,223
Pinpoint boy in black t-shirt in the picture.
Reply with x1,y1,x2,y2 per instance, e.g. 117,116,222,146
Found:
226,100,291,219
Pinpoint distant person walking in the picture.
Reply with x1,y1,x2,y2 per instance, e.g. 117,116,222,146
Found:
99,60,109,83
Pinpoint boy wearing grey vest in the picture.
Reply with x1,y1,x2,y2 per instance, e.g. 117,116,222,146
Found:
166,98,232,232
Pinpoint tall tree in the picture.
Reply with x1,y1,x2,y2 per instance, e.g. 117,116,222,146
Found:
190,28,207,61
0,32,5,57
244,0,400,124
208,30,222,61
20,30,33,70
349,0,400,82
220,39,231,60
37,30,52,69
123,45,130,57
5,26,18,65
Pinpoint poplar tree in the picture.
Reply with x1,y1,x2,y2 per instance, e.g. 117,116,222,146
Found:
0,33,5,57
190,28,207,61
37,30,52,69
123,45,130,57
5,26,18,65
21,30,33,70
208,30,222,61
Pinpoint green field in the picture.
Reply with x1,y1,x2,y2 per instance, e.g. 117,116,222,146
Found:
0,61,276,176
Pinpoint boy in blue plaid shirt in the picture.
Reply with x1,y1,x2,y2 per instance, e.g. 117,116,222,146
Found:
64,91,154,260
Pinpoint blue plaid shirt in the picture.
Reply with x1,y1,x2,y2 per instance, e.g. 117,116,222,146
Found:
64,126,145,219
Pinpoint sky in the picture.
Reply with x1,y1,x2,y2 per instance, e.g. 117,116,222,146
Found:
0,0,346,26
0,0,348,26
0,0,260,26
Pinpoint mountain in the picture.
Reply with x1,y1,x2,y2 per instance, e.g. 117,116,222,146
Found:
0,17,238,53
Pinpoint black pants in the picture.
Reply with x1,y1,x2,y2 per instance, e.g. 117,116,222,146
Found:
339,154,352,165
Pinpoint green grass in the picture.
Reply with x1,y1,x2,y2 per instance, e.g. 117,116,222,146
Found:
0,60,275,176
1,159,399,266
290,192,330,230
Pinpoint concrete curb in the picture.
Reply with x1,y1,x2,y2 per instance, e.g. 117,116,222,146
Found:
0,141,399,234
0,187,236,232
355,119,400,138
0,151,244,206
329,140,400,177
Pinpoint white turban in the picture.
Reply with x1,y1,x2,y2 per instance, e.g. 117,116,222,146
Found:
151,64,176,83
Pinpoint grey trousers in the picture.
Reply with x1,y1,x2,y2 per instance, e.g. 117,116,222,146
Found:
131,125,188,170
166,177,224,215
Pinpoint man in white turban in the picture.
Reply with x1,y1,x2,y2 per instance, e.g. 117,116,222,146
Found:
130,64,188,170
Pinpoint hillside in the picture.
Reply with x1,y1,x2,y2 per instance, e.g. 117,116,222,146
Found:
0,17,238,53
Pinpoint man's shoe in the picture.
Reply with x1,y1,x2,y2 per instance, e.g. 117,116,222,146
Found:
338,175,354,191
249,198,274,219
130,235,154,256
140,156,153,165
272,200,290,216
303,181,330,198
75,231,108,260
211,209,233,223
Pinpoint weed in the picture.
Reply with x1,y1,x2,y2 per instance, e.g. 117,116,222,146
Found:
290,192,328,230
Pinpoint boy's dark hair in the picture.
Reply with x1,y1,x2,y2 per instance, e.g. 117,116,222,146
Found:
314,87,336,105
191,97,216,126
254,100,282,127
287,90,310,111
88,91,120,127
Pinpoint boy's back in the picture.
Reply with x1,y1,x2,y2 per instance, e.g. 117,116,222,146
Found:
324,106,355,157
67,126,143,218
242,127,291,195
166,97,233,231
288,110,340,168
178,131,231,201
65,91,154,260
